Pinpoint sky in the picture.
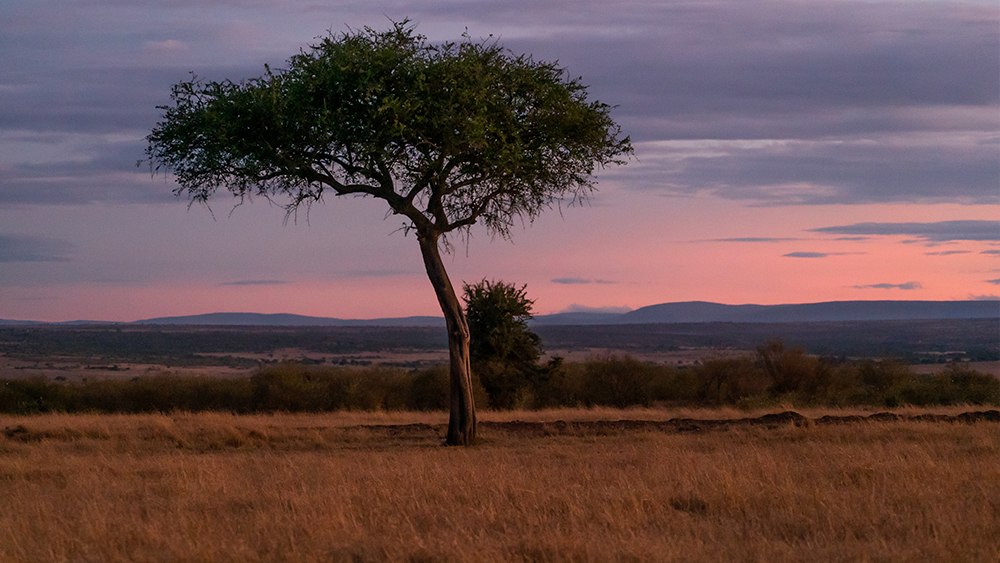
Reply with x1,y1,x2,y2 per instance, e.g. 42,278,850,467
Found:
1,0,998,322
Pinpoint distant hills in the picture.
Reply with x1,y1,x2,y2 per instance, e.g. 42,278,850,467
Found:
133,312,447,327
1,300,996,327
535,300,1000,325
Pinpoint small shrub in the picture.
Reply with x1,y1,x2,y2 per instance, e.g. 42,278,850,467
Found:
409,365,450,411
582,353,659,408
757,340,821,397
647,364,694,404
933,364,1000,405
695,357,768,406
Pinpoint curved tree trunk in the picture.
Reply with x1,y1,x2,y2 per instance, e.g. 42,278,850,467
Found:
417,232,477,445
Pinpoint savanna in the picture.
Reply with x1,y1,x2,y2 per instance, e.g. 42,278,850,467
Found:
2,407,998,562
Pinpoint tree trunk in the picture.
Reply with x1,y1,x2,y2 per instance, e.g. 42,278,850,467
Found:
417,232,477,445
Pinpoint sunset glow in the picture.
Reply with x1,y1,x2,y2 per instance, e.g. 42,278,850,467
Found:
1,0,997,322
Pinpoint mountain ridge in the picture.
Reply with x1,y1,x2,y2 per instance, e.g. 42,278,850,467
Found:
614,300,999,324
1,300,995,326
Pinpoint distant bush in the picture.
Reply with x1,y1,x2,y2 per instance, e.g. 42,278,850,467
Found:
694,357,768,406
0,362,492,414
0,343,996,414
580,353,661,408
931,364,1000,405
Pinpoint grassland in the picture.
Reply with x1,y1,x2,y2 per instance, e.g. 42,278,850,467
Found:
2,408,998,562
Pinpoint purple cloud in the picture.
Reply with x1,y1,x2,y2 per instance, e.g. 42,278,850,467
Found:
811,221,1000,242
783,251,862,258
221,280,288,286
0,235,75,262
552,278,616,285
853,282,923,290
711,237,801,243
784,252,829,258
1,0,997,207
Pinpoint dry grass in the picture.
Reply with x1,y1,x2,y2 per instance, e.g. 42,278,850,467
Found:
1,410,998,562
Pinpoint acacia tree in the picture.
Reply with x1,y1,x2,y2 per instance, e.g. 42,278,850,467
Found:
145,21,631,445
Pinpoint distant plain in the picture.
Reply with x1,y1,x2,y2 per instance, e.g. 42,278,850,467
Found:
1,318,997,382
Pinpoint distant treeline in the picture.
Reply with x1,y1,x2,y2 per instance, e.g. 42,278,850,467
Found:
0,325,447,362
2,318,997,366
2,342,997,415
534,318,1000,362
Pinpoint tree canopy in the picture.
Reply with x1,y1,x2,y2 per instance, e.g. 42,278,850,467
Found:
464,279,541,368
145,21,631,444
146,21,630,238
463,279,544,409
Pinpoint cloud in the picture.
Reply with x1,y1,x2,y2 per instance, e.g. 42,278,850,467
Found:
0,164,174,206
783,251,862,258
969,294,1000,301
710,237,801,243
810,221,1000,243
0,234,75,262
560,304,632,314
784,252,829,258
510,1,998,135
1,0,996,208
853,282,923,290
221,279,288,286
142,39,189,54
983,250,1000,256
925,250,972,256
986,279,1000,286
552,278,615,285
552,0,999,205
613,137,1000,205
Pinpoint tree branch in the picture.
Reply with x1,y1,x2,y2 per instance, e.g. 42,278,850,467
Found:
441,186,507,233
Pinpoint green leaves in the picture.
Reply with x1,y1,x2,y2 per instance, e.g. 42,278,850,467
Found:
146,20,631,238
462,279,544,409
463,279,540,366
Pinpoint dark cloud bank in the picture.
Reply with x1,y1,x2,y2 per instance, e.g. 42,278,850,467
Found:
0,235,75,262
0,0,996,207
810,220,1000,243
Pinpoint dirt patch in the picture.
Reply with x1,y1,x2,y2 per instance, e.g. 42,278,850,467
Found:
268,409,1000,443
473,409,1000,437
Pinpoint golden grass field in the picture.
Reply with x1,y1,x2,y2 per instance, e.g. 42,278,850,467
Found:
1,408,998,562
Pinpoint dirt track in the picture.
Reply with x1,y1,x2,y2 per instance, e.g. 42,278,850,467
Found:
289,409,1000,443
4,410,997,452
477,409,1000,435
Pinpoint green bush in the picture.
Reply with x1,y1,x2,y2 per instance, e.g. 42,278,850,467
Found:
933,364,1000,405
647,364,694,404
464,279,544,409
756,340,825,397
0,349,995,414
694,357,768,406
409,365,450,411
580,354,661,408
250,363,415,412
0,377,56,414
